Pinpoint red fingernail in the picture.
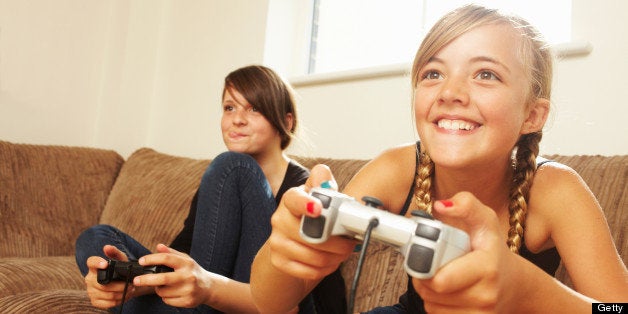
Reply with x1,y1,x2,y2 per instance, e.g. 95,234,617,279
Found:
440,200,454,207
306,201,315,214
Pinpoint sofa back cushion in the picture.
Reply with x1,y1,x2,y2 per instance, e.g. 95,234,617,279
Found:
292,156,370,191
99,148,210,251
0,140,123,257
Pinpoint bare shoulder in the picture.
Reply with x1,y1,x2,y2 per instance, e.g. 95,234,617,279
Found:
527,159,604,250
530,160,628,298
344,143,417,213
532,160,594,201
530,160,599,217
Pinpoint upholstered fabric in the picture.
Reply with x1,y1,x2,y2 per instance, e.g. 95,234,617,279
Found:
0,140,123,258
292,156,370,192
0,289,107,313
99,148,210,251
0,256,83,297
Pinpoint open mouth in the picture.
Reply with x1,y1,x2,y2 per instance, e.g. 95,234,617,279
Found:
436,119,479,131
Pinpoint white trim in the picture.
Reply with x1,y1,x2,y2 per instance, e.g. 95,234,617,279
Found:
290,63,411,87
553,41,593,57
290,41,592,87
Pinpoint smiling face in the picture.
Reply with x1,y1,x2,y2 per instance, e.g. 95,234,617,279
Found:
221,87,282,157
414,23,542,169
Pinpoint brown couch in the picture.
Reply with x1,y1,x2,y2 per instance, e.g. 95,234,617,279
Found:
0,139,625,313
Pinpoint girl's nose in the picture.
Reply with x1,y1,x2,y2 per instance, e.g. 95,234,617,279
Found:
438,76,469,106
233,109,247,125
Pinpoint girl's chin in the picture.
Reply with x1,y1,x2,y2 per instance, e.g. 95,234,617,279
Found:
225,143,248,152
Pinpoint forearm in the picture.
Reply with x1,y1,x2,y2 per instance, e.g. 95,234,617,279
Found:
250,243,317,313
204,272,259,313
515,256,595,313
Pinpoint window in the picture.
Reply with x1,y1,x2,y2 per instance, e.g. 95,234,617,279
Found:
264,0,578,81
308,0,572,75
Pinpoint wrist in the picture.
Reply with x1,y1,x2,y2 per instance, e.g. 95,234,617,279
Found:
203,271,227,306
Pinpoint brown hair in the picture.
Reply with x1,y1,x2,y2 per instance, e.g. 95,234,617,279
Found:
223,65,298,149
411,5,553,253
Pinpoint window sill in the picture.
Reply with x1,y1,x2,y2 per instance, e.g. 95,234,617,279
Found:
290,41,592,88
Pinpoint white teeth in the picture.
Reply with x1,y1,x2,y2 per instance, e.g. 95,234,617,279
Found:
437,119,476,131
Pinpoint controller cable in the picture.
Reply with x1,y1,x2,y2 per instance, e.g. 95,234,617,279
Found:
117,264,135,314
347,217,379,314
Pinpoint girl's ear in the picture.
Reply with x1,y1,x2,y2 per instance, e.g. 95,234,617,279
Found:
285,113,294,132
521,98,550,134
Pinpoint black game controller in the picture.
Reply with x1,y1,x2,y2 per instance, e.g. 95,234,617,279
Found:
300,188,471,279
97,259,173,285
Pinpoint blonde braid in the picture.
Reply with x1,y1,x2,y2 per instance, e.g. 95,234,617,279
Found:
507,132,542,253
414,152,434,214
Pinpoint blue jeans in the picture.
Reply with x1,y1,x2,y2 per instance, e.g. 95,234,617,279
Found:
75,152,300,313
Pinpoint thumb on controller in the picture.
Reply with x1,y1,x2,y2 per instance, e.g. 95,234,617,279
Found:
431,192,503,251
305,164,337,191
103,244,129,262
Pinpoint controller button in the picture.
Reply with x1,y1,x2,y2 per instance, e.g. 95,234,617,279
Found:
311,192,332,208
415,223,440,241
302,216,326,238
411,210,434,220
407,244,434,273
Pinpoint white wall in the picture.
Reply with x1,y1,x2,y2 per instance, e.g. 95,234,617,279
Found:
0,0,626,160
0,0,269,158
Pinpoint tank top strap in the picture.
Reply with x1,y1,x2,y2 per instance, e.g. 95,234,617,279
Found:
399,141,421,216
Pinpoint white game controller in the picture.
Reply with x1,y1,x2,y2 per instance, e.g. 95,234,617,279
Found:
300,188,470,278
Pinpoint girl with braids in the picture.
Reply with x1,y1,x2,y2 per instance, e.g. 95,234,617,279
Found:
250,4,628,313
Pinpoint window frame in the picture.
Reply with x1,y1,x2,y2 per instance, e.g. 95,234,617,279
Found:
264,0,591,87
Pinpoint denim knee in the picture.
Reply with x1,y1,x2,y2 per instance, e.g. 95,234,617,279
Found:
75,224,117,252
210,151,257,171
75,224,118,275
202,151,261,183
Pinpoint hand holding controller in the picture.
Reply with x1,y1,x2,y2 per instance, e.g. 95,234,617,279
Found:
300,188,470,279
97,259,174,285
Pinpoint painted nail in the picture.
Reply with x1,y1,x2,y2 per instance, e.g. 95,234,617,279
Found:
306,201,316,214
440,200,454,207
320,181,332,189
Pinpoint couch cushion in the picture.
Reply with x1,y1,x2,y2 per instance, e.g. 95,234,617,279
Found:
0,256,85,297
292,156,370,191
0,289,107,313
0,140,123,257
99,148,210,251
